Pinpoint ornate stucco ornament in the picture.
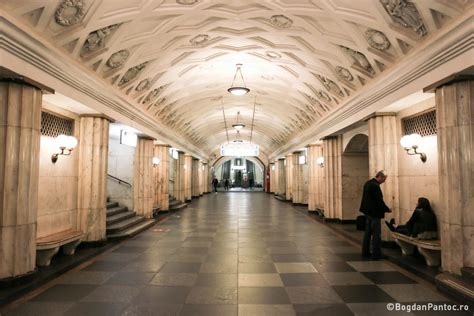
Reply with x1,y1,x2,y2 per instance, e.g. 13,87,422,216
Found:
335,66,353,81
190,34,209,46
135,79,151,91
365,29,391,51
81,24,119,56
55,0,86,26
340,46,375,75
381,0,427,36
143,87,162,103
270,15,293,28
266,51,281,59
119,62,148,86
316,75,345,97
106,49,129,68
316,90,331,102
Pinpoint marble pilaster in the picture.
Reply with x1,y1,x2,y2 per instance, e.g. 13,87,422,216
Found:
307,144,325,211
323,136,343,219
77,115,110,242
277,159,286,196
153,144,169,211
184,155,193,201
285,154,294,201
192,158,200,198
175,151,185,202
292,152,308,204
368,114,400,240
133,136,154,218
434,78,473,274
269,163,275,193
0,81,41,279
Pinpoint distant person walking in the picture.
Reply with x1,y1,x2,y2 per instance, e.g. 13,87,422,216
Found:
224,179,229,191
212,177,219,193
359,170,391,260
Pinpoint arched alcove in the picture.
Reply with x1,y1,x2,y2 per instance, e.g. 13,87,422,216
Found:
212,156,265,189
342,134,369,220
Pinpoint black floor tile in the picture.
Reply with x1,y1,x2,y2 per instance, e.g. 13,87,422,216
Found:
105,271,155,285
293,303,354,316
238,263,277,273
361,271,417,284
31,284,97,302
332,285,395,303
311,261,356,272
63,301,126,316
238,287,291,304
179,304,237,316
280,273,329,287
82,260,128,272
133,286,191,304
159,262,202,273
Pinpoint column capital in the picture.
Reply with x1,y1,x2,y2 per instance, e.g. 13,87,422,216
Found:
306,143,322,148
320,135,339,141
364,112,396,121
0,67,54,93
79,113,115,122
136,133,155,140
424,67,474,93
154,144,171,148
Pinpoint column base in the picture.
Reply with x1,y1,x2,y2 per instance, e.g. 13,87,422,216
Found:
80,238,108,248
0,269,37,289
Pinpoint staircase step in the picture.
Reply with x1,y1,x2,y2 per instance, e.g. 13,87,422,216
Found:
461,267,474,283
435,272,474,307
170,203,187,211
107,201,119,209
106,216,146,234
107,219,156,239
106,206,128,217
106,211,135,225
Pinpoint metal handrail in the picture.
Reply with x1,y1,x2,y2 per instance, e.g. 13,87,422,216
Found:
107,174,132,187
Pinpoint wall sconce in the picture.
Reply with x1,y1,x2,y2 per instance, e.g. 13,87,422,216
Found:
271,165,275,171
400,133,427,163
316,156,325,168
51,134,78,163
152,157,160,167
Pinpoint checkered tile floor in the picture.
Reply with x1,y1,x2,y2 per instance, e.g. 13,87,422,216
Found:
4,193,463,315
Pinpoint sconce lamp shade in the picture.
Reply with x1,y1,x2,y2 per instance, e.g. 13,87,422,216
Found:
56,134,78,150
400,133,422,149
400,135,412,149
228,64,250,96
316,156,325,166
152,157,160,165
271,165,275,171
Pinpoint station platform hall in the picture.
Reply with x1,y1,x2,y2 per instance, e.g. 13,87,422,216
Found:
0,0,473,315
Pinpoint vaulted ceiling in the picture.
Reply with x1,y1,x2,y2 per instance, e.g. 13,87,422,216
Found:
2,0,471,159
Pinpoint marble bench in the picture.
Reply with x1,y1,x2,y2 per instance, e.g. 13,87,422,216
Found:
392,232,441,267
36,229,84,267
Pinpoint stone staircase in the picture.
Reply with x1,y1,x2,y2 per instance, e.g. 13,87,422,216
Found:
106,200,156,239
168,196,188,211
435,267,474,308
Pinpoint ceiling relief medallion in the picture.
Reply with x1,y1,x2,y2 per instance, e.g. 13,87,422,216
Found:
81,24,120,57
176,0,198,5
340,46,375,75
365,29,391,51
266,51,281,59
316,75,345,97
190,34,209,46
269,15,293,28
335,66,353,81
106,49,129,68
143,87,162,103
135,79,150,91
55,0,86,26
315,90,331,102
381,0,427,36
119,62,148,86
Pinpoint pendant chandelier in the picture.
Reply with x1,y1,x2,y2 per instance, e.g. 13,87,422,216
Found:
228,63,250,96
233,130,243,142
232,111,245,130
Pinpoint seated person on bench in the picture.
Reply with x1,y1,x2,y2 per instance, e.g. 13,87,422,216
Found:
385,197,438,239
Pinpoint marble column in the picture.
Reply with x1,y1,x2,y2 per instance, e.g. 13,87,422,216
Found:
133,136,154,219
0,81,41,279
277,159,285,196
285,154,294,201
323,136,342,220
77,115,110,242
184,155,193,201
176,151,185,202
192,158,200,198
368,113,400,240
202,163,210,193
269,163,276,193
308,144,325,212
433,78,473,274
292,152,307,204
153,144,169,212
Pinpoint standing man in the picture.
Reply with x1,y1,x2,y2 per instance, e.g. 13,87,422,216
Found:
224,179,229,191
212,177,219,194
360,170,391,260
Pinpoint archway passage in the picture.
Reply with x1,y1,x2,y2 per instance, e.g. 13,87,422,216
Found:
213,157,264,191
342,134,369,220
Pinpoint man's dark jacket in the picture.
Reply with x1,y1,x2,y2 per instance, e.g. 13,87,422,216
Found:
359,178,389,218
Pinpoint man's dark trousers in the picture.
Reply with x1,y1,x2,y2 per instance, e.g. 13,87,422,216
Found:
362,215,382,259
